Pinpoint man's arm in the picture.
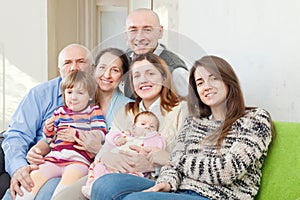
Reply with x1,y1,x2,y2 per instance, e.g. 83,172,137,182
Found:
2,78,63,197
2,89,44,176
1,88,46,198
2,77,62,176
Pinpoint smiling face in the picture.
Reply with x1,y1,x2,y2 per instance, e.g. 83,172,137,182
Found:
194,66,228,112
94,52,123,93
58,44,92,79
124,9,163,55
64,83,90,112
131,59,164,106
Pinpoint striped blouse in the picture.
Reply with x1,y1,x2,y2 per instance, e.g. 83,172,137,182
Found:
43,104,106,166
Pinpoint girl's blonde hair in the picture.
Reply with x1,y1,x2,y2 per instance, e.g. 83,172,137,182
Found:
61,70,98,106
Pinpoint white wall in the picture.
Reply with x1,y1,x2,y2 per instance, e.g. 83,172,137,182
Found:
0,0,48,82
0,0,47,130
177,0,300,122
0,0,299,126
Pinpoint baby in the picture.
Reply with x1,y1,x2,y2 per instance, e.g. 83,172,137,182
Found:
82,111,166,199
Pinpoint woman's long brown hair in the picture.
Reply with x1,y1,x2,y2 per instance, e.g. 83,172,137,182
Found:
126,53,179,116
188,55,246,148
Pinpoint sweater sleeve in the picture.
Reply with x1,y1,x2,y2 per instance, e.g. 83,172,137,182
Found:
173,108,273,185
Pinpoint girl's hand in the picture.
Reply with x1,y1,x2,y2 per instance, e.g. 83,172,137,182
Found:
143,182,171,192
44,117,54,132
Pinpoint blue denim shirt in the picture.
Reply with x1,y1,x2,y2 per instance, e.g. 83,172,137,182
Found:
2,77,63,176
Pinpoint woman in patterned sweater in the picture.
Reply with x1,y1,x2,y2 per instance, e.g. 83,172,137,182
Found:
90,55,273,200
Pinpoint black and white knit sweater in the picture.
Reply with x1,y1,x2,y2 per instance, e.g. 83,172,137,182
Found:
156,108,272,200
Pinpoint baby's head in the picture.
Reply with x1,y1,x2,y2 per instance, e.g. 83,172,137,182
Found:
132,111,159,137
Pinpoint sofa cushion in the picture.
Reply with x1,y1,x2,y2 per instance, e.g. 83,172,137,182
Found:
256,121,300,200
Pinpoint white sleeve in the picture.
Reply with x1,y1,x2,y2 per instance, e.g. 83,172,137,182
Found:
172,68,189,98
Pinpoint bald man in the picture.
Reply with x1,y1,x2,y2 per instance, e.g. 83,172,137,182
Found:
124,8,189,99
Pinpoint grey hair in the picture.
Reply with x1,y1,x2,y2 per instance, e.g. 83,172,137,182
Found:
58,43,93,68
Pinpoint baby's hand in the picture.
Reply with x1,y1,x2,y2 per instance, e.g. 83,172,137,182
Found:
44,117,54,132
115,136,127,146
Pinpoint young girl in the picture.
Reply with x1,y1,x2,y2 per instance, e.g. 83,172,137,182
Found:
90,55,273,200
81,111,166,198
16,71,106,200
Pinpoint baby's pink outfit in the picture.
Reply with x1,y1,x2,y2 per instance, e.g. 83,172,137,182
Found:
81,129,166,199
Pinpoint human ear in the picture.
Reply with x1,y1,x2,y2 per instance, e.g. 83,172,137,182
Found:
158,25,164,39
162,77,166,86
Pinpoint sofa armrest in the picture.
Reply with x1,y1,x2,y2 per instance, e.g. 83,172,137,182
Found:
0,130,5,174
255,121,300,200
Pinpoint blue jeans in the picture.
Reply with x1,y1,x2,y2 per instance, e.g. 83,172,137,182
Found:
90,173,209,200
2,178,60,200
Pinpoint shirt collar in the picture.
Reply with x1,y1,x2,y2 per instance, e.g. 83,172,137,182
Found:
58,77,63,97
139,97,161,113
129,43,164,60
153,43,164,56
